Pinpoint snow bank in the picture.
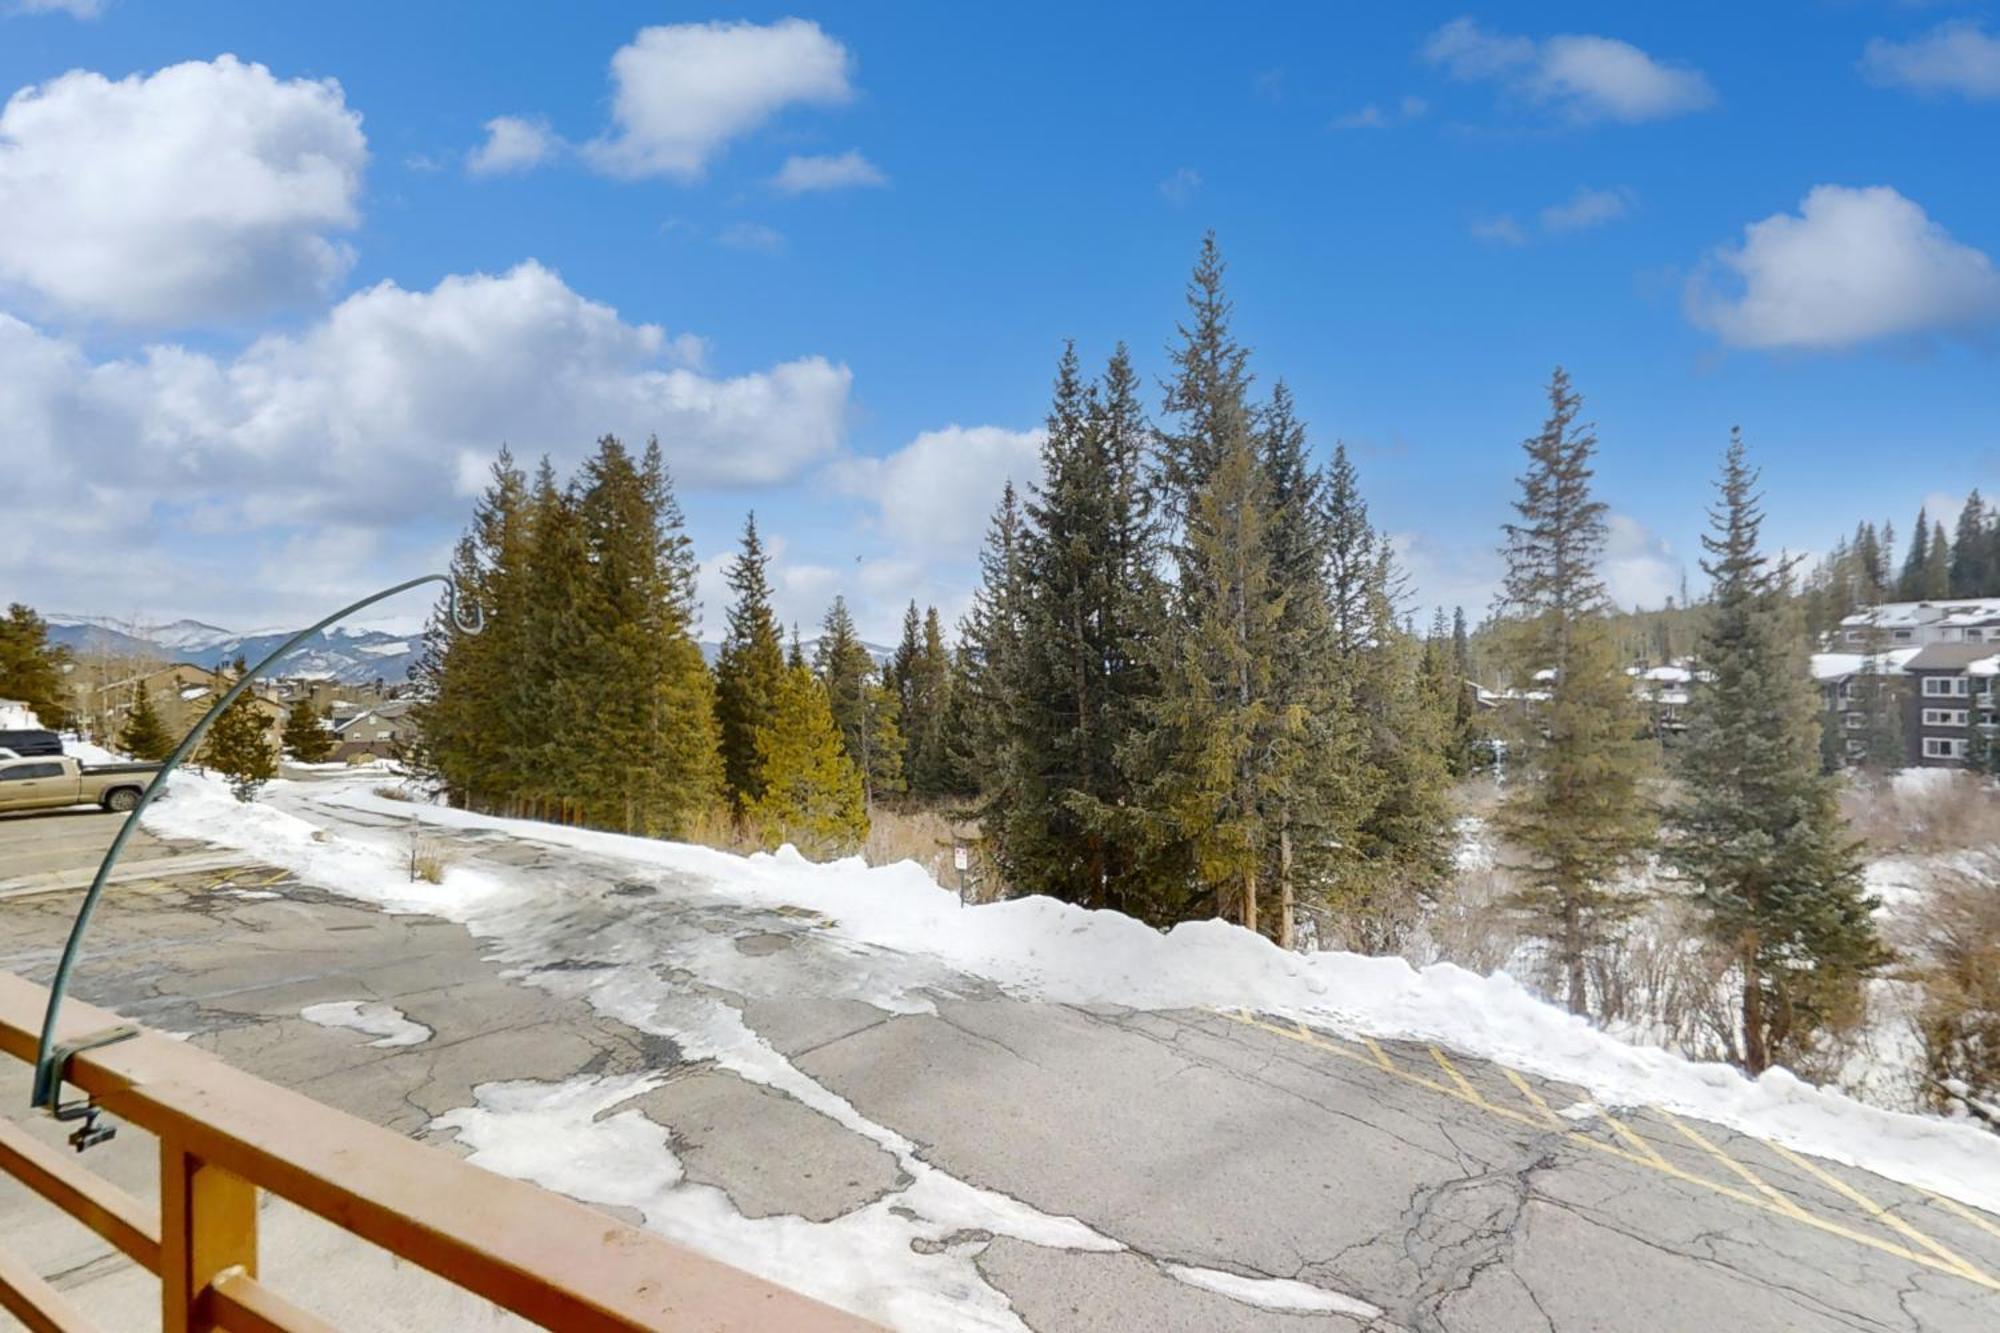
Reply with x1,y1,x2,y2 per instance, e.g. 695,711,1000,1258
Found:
144,771,2000,1223
0,701,40,729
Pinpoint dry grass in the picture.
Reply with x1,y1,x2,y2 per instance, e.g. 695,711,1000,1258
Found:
372,783,415,803
1841,770,2000,855
408,845,448,884
1890,860,2000,1117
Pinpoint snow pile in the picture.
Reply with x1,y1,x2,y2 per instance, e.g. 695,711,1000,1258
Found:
0,701,40,729
142,770,2000,1224
300,1000,432,1048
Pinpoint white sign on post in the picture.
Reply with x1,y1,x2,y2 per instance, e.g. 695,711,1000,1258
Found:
953,846,969,872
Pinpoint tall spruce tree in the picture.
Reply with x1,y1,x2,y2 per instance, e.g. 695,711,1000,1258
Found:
1950,492,1988,597
715,513,787,810
1669,432,1887,1074
1898,510,1930,600
857,673,906,805
119,681,174,761
904,607,955,799
1923,518,1950,599
813,596,875,771
1494,368,1656,1015
956,484,1026,803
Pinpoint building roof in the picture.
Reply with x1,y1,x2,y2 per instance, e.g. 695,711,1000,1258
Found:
1903,642,2000,671
1810,647,1924,681
1839,598,2000,629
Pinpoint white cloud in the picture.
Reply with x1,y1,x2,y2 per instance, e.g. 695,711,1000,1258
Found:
1540,184,1634,233
1470,214,1527,246
1685,185,2000,350
468,115,561,175
9,0,104,16
1602,513,1681,609
583,19,855,180
717,221,785,253
1423,18,1715,124
0,55,366,326
0,262,853,616
1330,95,1427,130
770,149,887,193
832,425,1045,561
1862,21,2000,100
1159,167,1202,204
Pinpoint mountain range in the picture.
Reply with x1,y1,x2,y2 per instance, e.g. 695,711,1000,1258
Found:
46,615,892,686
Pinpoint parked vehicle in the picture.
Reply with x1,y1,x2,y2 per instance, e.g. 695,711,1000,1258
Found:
0,755,160,814
0,729,62,758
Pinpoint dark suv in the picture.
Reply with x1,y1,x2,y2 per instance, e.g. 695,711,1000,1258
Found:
0,730,63,758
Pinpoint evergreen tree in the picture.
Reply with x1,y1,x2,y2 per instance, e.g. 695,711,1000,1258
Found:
1141,424,1299,932
955,484,1026,800
1950,492,1988,598
715,513,787,810
1320,445,1375,659
1494,368,1656,1015
1897,510,1930,600
746,663,868,856
1924,518,1950,599
904,607,955,799
813,596,875,770
411,449,534,813
1157,232,1254,548
1851,612,1907,773
0,604,71,729
857,672,906,804
1669,432,1887,1074
282,696,335,763
200,676,277,801
119,681,174,761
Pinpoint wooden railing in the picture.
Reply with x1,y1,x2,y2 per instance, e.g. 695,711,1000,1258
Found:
0,973,877,1331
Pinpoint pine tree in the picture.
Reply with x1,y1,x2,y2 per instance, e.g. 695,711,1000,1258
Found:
955,484,1026,800
1924,517,1950,600
1669,431,1887,1074
0,604,71,729
904,607,955,799
1950,492,1988,598
119,681,174,762
746,663,868,856
715,513,787,810
857,673,906,804
1898,510,1930,600
1157,232,1254,548
1494,368,1656,1015
200,676,277,801
281,697,334,763
813,596,875,770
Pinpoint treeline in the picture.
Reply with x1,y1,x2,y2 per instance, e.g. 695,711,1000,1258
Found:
1802,494,2000,638
949,238,1477,945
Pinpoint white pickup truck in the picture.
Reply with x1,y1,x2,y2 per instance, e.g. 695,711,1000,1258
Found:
0,754,160,814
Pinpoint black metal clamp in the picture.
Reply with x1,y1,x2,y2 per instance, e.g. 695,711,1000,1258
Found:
45,1024,140,1151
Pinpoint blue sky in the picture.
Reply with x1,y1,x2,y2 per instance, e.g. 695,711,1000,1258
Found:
4,3,1998,642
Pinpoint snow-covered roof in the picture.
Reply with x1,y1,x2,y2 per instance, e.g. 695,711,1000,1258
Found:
1839,599,2000,629
1810,647,1924,680
1631,665,1693,684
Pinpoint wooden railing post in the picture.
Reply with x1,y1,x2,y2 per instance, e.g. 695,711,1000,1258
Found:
159,1137,257,1333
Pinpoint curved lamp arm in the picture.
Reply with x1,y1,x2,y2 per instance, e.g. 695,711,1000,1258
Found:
31,573,481,1115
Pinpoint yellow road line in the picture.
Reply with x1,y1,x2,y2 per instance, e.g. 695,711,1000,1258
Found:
1500,1066,1564,1128
1430,1047,1486,1107
1598,1109,1673,1171
1921,1189,2000,1246
1218,1010,2000,1294
1361,1037,1395,1072
1763,1142,1993,1285
1660,1111,1811,1222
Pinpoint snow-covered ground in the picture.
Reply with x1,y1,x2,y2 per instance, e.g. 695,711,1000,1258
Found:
138,766,2000,1239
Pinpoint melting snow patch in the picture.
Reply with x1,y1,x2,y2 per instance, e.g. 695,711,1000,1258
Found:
1162,1264,1382,1317
300,1000,432,1048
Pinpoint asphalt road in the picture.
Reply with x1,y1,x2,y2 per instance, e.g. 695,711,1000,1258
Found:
2,787,1998,1331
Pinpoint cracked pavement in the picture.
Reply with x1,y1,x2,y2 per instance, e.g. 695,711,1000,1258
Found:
3,792,1998,1330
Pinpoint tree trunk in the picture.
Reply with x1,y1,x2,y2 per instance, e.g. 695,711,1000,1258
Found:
1564,895,1588,1016
1241,862,1257,936
1277,825,1294,949
1741,936,1767,1075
